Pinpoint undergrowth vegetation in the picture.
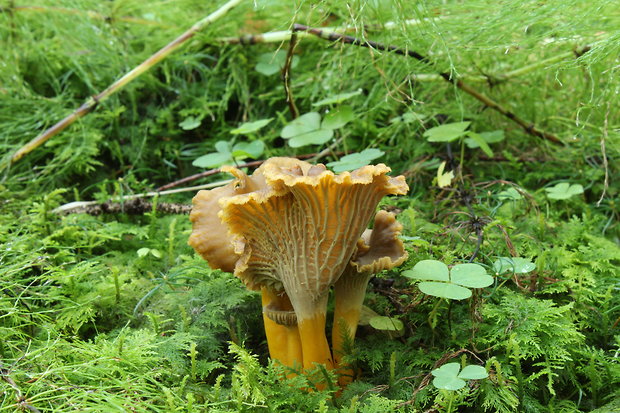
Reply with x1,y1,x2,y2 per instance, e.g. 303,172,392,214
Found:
1,0,618,411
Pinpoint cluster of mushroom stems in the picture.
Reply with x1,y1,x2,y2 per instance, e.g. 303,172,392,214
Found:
189,157,408,388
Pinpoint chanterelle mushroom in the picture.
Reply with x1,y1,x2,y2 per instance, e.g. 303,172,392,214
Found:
189,157,408,382
332,210,408,385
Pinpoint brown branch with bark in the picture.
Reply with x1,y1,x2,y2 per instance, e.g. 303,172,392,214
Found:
292,24,564,145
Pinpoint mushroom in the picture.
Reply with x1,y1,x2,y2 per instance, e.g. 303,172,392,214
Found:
189,157,408,383
332,210,408,385
189,165,302,369
219,158,408,374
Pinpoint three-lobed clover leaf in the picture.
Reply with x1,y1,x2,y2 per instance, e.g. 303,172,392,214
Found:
326,148,385,172
280,108,356,148
492,257,536,275
544,182,584,200
431,362,488,390
192,139,265,168
403,260,493,300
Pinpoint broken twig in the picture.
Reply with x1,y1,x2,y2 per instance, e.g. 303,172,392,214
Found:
9,0,244,165
292,24,563,145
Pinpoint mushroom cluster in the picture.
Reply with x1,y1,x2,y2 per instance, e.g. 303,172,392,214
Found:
189,157,408,386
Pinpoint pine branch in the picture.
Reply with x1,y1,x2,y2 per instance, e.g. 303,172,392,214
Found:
8,0,245,165
292,24,564,145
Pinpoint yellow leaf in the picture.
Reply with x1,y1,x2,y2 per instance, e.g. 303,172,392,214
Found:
437,161,454,188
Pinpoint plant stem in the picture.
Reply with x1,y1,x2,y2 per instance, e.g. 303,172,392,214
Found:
9,0,244,165
293,24,563,145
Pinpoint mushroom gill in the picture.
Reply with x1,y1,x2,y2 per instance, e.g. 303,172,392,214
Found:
332,210,408,385
219,158,408,372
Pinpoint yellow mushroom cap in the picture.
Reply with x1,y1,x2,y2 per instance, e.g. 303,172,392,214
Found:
188,165,267,272
219,157,408,319
351,210,408,274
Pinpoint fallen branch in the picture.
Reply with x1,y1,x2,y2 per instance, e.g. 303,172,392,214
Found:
217,17,445,44
2,5,169,27
282,33,299,118
292,24,563,145
54,180,230,215
9,0,244,165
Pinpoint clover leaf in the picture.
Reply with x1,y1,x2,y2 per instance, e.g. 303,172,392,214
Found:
326,148,385,172
192,139,265,168
403,260,493,300
544,182,584,200
431,362,488,390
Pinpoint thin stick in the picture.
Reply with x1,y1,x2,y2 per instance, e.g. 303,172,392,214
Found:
9,0,244,165
596,103,610,206
53,180,231,214
5,5,168,27
156,153,322,192
293,24,563,145
282,33,299,119
410,49,584,83
217,17,445,44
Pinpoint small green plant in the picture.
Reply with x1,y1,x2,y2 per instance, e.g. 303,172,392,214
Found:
431,362,488,390
326,148,385,172
280,107,354,148
424,122,504,157
544,182,584,200
403,260,494,299
192,139,266,168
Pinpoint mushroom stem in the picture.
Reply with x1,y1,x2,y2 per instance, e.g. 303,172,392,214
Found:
293,294,334,385
261,288,302,372
332,272,372,385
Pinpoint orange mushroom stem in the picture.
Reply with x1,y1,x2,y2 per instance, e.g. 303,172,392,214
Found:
332,211,408,386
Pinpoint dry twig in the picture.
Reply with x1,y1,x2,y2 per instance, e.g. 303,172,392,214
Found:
292,24,563,145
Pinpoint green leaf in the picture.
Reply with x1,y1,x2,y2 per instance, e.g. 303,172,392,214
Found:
450,263,494,288
458,365,488,380
465,132,494,157
288,129,334,148
418,282,472,300
281,112,322,138
545,182,584,200
312,89,362,106
231,140,265,158
150,249,162,258
431,363,466,390
497,187,523,200
326,148,385,172
369,316,404,332
230,118,273,135
424,122,471,142
137,248,150,258
322,106,355,130
465,130,504,149
493,257,536,275
214,141,231,154
179,116,201,130
403,259,449,282
255,51,298,76
192,152,233,168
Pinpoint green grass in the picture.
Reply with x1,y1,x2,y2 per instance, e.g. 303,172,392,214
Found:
1,0,618,411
